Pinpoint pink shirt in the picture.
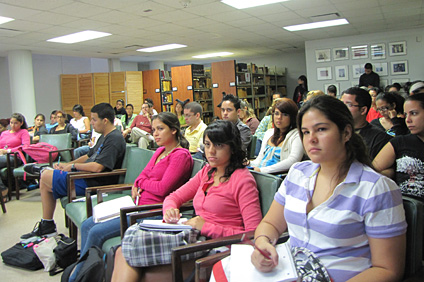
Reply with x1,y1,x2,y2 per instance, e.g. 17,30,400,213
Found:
134,147,193,205
0,129,30,151
163,165,262,239
130,115,152,133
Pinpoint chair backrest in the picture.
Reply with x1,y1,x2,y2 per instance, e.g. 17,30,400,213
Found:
39,133,72,162
247,135,257,159
191,158,205,178
123,147,155,184
402,196,424,279
250,171,282,217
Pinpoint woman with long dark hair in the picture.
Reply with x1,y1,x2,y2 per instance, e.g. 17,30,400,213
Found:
251,95,406,281
292,75,308,107
373,93,424,199
49,111,78,141
70,104,90,139
27,113,48,143
250,98,303,174
112,120,262,281
120,104,137,130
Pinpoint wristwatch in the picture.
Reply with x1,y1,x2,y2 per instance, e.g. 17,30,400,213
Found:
71,163,77,171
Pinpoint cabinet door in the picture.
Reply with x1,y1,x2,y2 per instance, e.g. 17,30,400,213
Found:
142,69,161,113
126,71,143,113
171,65,193,104
61,74,79,114
78,73,94,113
93,73,110,104
211,60,236,118
110,72,126,105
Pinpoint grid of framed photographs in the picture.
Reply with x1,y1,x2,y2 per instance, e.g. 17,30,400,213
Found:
315,40,409,82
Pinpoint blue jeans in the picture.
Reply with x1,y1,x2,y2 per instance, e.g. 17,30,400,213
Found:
254,139,262,157
73,145,90,159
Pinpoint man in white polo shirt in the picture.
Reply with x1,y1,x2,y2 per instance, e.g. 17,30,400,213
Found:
183,102,207,155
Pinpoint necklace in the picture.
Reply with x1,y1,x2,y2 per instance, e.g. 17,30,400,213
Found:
160,143,180,160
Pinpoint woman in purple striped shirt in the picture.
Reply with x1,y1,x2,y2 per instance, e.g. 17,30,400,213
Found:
252,95,407,281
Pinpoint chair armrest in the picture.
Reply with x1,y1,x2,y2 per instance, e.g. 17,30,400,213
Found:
84,183,133,218
119,202,194,238
195,250,231,282
171,232,290,282
66,168,127,202
48,148,75,166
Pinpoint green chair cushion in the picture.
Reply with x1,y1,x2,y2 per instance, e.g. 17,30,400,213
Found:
102,236,122,253
0,167,8,179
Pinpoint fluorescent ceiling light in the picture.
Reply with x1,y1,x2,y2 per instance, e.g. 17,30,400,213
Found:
284,19,349,31
47,30,111,44
193,52,234,59
137,44,187,52
221,0,288,9
0,16,15,25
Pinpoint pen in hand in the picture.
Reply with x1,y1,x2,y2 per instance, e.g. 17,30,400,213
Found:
241,234,272,260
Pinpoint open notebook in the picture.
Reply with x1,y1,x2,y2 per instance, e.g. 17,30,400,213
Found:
93,195,135,223
138,218,192,232
230,243,299,282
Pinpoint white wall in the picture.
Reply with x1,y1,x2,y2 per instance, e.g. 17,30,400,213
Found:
0,57,11,117
305,27,424,96
120,61,138,71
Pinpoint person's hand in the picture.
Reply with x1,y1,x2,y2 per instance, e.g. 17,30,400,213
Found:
53,162,66,170
0,149,6,155
61,163,73,172
184,216,205,230
164,208,181,223
253,167,261,172
388,108,397,119
251,238,279,273
131,185,143,200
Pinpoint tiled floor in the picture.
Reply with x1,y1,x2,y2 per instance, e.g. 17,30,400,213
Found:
0,189,70,281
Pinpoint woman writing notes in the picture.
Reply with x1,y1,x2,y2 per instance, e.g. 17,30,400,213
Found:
112,120,262,281
251,96,406,281
250,98,303,174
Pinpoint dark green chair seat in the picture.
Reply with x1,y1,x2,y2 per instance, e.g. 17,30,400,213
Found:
65,146,155,239
102,237,122,253
250,170,282,216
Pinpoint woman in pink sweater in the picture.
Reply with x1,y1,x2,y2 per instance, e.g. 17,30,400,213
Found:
79,112,193,259
112,120,262,281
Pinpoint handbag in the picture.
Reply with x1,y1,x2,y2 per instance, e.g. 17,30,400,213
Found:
121,222,206,267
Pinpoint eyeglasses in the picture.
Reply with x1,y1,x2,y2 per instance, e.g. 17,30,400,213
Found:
56,115,65,119
184,114,194,118
376,106,390,112
344,103,362,108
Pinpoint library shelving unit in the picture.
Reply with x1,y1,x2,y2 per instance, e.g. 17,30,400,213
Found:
160,70,173,112
142,69,162,113
236,63,286,120
171,64,214,124
211,60,237,117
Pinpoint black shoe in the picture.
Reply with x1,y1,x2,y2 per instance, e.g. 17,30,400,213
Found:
20,220,57,244
23,163,45,175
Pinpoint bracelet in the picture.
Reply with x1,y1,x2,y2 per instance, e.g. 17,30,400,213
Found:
254,234,275,245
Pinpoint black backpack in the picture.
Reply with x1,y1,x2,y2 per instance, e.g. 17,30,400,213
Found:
61,246,105,282
1,242,43,270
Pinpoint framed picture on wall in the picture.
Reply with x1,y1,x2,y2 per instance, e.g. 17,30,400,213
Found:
333,47,348,60
370,43,386,60
317,67,332,80
335,65,349,81
389,41,407,56
351,45,368,59
391,60,408,75
315,49,331,62
391,78,409,85
351,81,359,87
352,64,364,78
373,62,388,76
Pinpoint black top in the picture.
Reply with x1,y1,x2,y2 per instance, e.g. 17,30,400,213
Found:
49,124,78,141
390,134,424,199
114,107,126,118
359,71,380,88
85,129,126,187
357,122,392,159
293,85,307,106
370,117,409,137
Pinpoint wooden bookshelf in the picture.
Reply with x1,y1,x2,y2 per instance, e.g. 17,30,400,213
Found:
93,73,110,104
143,69,161,113
160,70,173,112
78,73,94,113
211,60,237,118
60,74,79,115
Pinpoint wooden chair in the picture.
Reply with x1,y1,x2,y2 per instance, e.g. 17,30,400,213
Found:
64,146,155,240
12,133,74,200
115,170,282,282
0,181,6,213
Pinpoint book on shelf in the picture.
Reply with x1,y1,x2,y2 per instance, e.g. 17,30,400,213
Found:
138,218,192,232
93,195,135,223
229,243,298,282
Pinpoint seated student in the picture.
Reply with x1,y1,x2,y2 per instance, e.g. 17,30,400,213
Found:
183,102,207,154
45,110,58,132
239,99,260,135
70,104,91,140
250,98,303,174
111,120,262,281
251,95,406,282
139,98,158,116
326,84,337,97
366,87,383,122
371,92,409,136
409,81,424,96
341,87,392,159
0,119,10,136
304,90,325,102
27,113,48,143
114,99,126,118
0,113,30,195
123,102,153,149
49,111,78,141
373,93,424,198
75,112,193,276
175,100,188,128
120,104,137,130
20,103,126,242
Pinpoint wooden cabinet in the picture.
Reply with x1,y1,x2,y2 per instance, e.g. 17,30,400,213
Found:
60,74,79,115
211,60,237,117
93,73,110,104
142,69,162,113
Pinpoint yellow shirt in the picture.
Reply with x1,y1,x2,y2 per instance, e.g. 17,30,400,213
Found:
184,120,207,153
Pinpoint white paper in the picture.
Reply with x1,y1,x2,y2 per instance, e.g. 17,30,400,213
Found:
139,218,192,231
93,195,135,223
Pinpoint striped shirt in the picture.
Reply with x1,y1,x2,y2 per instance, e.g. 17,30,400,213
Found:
275,161,407,282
